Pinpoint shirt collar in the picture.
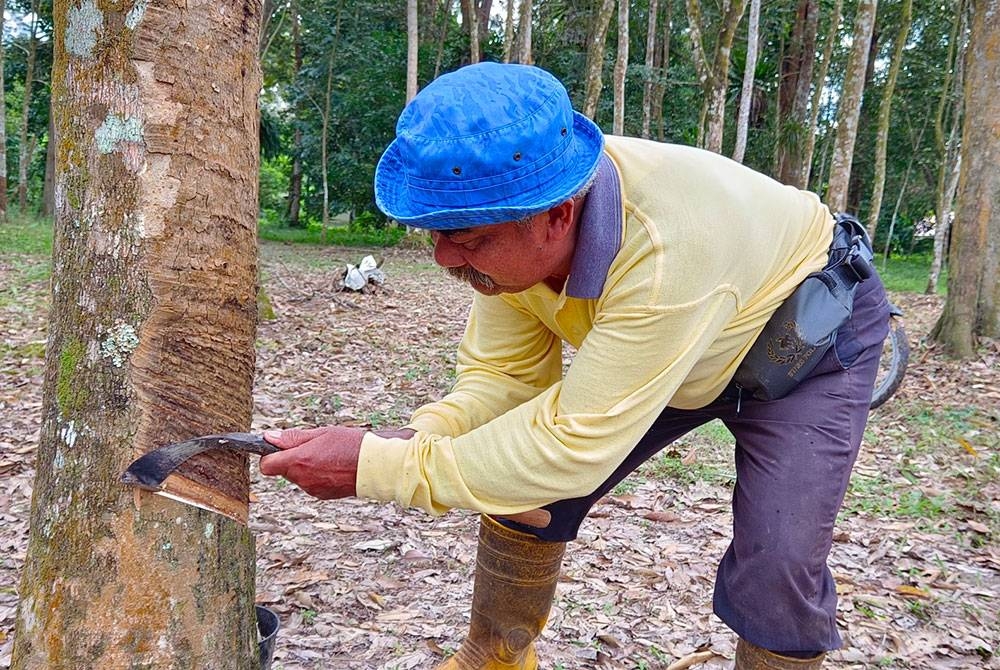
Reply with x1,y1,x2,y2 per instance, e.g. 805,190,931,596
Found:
565,154,623,299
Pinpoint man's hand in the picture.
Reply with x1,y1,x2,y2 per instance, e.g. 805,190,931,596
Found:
260,426,366,499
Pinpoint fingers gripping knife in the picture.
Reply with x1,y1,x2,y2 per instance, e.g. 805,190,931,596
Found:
121,433,279,519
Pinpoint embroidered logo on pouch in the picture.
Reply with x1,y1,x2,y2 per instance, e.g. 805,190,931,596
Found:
767,321,807,366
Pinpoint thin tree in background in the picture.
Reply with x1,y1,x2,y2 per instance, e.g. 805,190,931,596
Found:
775,0,819,185
865,0,912,239
641,0,658,139
802,0,843,188
287,0,304,227
927,0,967,295
932,0,1000,355
407,0,419,102
433,0,454,77
733,0,761,163
516,0,533,63
462,0,481,63
504,0,516,62
826,0,878,212
651,0,672,140
582,0,616,119
612,0,629,134
686,0,749,153
11,0,262,664
17,0,40,211
0,0,8,222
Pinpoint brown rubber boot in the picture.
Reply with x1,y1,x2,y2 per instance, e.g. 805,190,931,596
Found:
735,639,826,669
436,515,566,669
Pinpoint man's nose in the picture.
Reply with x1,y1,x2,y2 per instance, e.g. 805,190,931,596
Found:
432,232,465,268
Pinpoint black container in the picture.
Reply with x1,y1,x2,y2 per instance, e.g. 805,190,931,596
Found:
255,605,280,669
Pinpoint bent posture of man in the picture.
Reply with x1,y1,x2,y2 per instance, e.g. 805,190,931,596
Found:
260,62,890,669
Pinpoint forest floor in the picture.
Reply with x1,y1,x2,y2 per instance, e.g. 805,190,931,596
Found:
1,241,998,669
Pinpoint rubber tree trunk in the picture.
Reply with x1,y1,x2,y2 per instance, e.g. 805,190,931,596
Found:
11,1,262,667
582,0,616,119
932,0,1000,354
826,0,877,212
775,0,818,186
287,0,304,228
17,0,39,212
732,0,760,164
0,0,8,222
407,0,419,102
612,0,629,135
801,0,843,188
641,0,659,139
865,0,912,239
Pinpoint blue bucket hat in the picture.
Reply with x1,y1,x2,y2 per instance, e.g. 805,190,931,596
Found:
374,62,605,230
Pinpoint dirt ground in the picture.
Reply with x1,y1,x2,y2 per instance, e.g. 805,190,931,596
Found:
1,242,997,669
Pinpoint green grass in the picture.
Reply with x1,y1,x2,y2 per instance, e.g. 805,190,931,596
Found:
0,212,54,257
259,222,407,247
877,253,945,294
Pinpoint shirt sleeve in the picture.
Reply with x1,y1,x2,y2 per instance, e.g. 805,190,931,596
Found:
357,278,740,515
406,293,564,437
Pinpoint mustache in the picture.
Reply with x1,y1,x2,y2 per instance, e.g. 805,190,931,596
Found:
446,266,497,291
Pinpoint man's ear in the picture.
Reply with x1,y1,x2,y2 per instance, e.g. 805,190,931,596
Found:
543,199,577,241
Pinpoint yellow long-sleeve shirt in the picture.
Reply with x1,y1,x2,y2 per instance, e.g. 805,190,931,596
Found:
357,136,834,516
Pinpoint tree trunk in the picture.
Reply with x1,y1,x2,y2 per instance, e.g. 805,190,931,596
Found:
826,0,877,212
17,0,39,212
927,0,966,294
516,0,533,64
612,0,630,135
932,0,1000,354
462,0,481,64
688,0,748,153
503,0,516,62
434,0,453,78
407,0,419,102
0,0,8,222
802,0,843,188
582,0,616,119
11,0,262,666
641,0,659,138
653,0,671,141
42,113,55,217
775,0,819,186
732,0,761,164
287,1,304,228
865,0,911,239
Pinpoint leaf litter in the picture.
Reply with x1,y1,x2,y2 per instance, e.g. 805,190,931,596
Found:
0,244,997,669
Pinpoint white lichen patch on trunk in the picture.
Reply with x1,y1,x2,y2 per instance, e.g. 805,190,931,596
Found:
59,421,78,448
95,113,145,172
66,0,103,58
100,324,140,368
125,0,149,30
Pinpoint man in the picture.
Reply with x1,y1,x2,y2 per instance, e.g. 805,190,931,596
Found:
260,62,890,669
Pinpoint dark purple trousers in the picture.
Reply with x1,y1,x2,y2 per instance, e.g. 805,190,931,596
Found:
504,274,891,653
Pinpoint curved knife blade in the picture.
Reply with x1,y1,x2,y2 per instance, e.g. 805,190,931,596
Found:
121,432,280,491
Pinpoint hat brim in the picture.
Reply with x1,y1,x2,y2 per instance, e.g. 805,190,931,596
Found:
375,112,605,231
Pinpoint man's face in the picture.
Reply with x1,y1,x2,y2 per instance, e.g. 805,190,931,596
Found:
430,217,556,296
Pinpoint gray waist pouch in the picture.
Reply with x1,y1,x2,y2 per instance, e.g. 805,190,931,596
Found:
732,214,874,401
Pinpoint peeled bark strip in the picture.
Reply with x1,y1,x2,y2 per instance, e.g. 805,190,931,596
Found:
12,0,262,667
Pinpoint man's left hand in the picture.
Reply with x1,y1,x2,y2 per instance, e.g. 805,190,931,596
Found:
260,426,365,499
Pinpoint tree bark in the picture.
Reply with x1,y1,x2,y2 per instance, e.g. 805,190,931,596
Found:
688,0,748,153
17,0,40,212
932,0,1000,354
42,113,55,217
503,0,516,62
462,0,481,64
434,0,454,78
0,0,8,222
653,0,671,141
865,0,912,239
582,0,616,119
641,0,659,138
802,0,842,188
407,0,420,102
732,0,761,163
287,0,304,228
927,0,966,294
515,0,533,64
775,0,819,185
12,0,262,666
613,0,630,135
826,0,877,212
